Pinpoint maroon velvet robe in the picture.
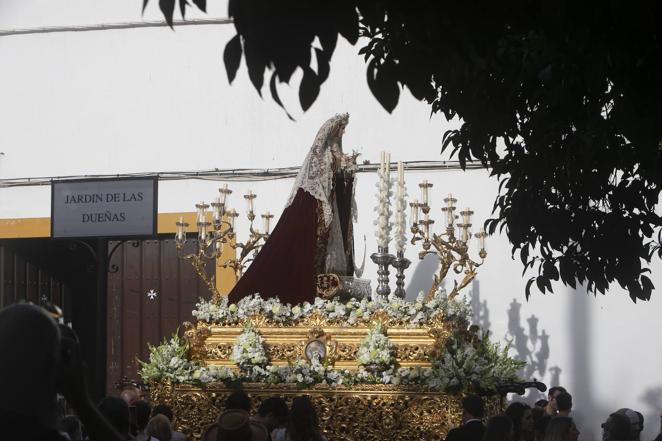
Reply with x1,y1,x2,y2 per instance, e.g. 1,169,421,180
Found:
228,173,354,305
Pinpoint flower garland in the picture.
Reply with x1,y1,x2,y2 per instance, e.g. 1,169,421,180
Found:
192,289,471,328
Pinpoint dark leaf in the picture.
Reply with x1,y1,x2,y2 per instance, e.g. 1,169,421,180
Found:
192,0,206,12
299,67,321,111
366,59,400,113
159,0,175,27
178,0,187,19
269,72,294,121
337,6,359,44
318,28,337,56
142,0,149,14
525,278,535,299
536,277,546,294
223,34,242,84
243,40,265,95
315,48,330,83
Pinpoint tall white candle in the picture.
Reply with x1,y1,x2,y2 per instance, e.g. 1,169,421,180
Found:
394,161,407,253
375,151,392,249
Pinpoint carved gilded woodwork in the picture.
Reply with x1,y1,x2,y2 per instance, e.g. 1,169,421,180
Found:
150,381,502,441
187,314,451,370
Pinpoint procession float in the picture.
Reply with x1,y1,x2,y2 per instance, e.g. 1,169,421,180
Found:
139,114,529,441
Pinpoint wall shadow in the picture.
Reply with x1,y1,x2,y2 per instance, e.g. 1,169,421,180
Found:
469,280,491,331
404,253,439,301
504,298,555,403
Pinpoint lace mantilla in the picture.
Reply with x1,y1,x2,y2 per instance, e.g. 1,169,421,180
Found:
286,113,352,227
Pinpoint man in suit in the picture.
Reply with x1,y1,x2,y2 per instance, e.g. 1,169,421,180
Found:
445,395,485,441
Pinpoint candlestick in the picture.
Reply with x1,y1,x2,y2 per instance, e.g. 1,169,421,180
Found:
444,193,457,227
391,250,411,298
244,190,255,214
410,200,419,225
211,197,222,227
370,246,394,297
175,216,188,245
228,209,238,230
261,211,274,234
219,184,232,205
476,227,487,251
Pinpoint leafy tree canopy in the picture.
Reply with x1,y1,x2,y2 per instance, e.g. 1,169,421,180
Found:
151,0,662,302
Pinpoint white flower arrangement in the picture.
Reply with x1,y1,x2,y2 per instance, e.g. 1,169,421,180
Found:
192,288,471,329
231,322,269,370
429,332,525,392
141,290,522,393
356,321,395,369
138,332,196,384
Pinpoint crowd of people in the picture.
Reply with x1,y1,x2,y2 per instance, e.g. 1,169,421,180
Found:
446,387,660,441
2,302,662,441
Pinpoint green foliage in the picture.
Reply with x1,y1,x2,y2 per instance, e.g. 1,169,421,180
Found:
150,1,662,301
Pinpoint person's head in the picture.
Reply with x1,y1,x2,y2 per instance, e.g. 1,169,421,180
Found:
256,397,289,430
135,400,152,431
332,113,349,139
0,303,61,428
98,396,131,437
201,409,268,441
483,415,514,441
544,416,579,441
225,390,252,412
120,387,140,406
547,387,567,413
506,402,534,441
602,412,632,441
288,396,321,441
152,403,175,422
463,395,485,421
534,415,551,441
147,414,172,441
615,408,644,440
60,414,82,441
535,400,549,409
556,393,572,414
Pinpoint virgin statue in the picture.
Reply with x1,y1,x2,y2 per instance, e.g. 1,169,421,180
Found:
228,113,358,305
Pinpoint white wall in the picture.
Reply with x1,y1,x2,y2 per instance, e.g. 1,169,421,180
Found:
1,3,662,440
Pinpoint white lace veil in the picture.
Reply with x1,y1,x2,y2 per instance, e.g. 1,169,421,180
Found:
285,113,351,227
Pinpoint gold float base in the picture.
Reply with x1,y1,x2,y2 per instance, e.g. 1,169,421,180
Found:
150,381,500,441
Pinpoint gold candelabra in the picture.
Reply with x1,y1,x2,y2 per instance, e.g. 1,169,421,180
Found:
410,181,487,301
174,184,273,302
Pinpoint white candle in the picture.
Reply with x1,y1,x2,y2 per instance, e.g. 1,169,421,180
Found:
411,200,419,225
446,193,454,227
375,151,392,249
213,197,221,222
394,161,407,253
245,190,254,213
263,211,271,234
177,216,185,241
219,183,229,204
421,180,428,205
